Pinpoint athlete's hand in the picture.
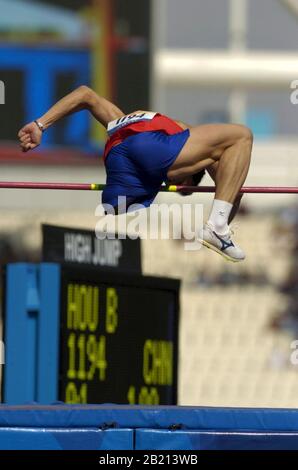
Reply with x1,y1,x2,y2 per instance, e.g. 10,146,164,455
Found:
18,122,42,153
179,176,195,196
178,170,206,196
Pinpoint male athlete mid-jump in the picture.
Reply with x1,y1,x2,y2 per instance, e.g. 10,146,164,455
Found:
18,86,253,262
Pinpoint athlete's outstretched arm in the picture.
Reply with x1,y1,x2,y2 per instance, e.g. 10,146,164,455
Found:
18,86,124,152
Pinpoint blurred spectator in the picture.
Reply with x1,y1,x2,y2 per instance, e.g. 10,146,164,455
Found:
269,204,298,336
0,238,18,265
195,265,269,288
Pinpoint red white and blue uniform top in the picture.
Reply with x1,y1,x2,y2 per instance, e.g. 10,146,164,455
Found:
103,111,183,161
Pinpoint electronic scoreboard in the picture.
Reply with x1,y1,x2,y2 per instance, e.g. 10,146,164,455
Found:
59,267,179,405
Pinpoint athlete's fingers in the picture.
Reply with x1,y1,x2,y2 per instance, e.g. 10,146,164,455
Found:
18,129,25,138
20,135,31,143
26,143,37,151
20,142,31,152
19,133,30,142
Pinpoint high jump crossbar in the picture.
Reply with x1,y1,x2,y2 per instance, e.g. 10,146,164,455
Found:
0,182,297,194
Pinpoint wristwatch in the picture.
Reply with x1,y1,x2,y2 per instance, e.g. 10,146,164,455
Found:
34,120,45,132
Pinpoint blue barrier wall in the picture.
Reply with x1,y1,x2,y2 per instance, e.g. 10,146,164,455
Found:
0,428,133,451
4,264,61,404
0,405,298,450
135,429,298,450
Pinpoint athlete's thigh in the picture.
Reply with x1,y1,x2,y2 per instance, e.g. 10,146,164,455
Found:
168,123,247,178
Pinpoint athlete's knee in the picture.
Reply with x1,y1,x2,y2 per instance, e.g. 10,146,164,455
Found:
237,125,253,144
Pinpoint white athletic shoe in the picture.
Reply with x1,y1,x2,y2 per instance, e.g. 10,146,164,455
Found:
199,223,245,263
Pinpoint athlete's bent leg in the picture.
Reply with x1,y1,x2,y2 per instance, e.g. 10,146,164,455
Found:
167,123,253,262
167,123,253,203
206,161,243,224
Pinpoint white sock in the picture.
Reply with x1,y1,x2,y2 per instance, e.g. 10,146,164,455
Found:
207,199,233,235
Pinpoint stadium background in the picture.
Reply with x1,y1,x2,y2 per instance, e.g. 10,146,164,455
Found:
0,0,298,412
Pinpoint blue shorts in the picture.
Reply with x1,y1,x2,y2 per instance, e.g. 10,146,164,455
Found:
102,129,190,212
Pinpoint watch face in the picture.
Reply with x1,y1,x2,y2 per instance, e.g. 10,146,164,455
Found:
35,121,44,131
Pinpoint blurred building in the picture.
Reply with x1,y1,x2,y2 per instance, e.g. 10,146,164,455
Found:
152,0,298,138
